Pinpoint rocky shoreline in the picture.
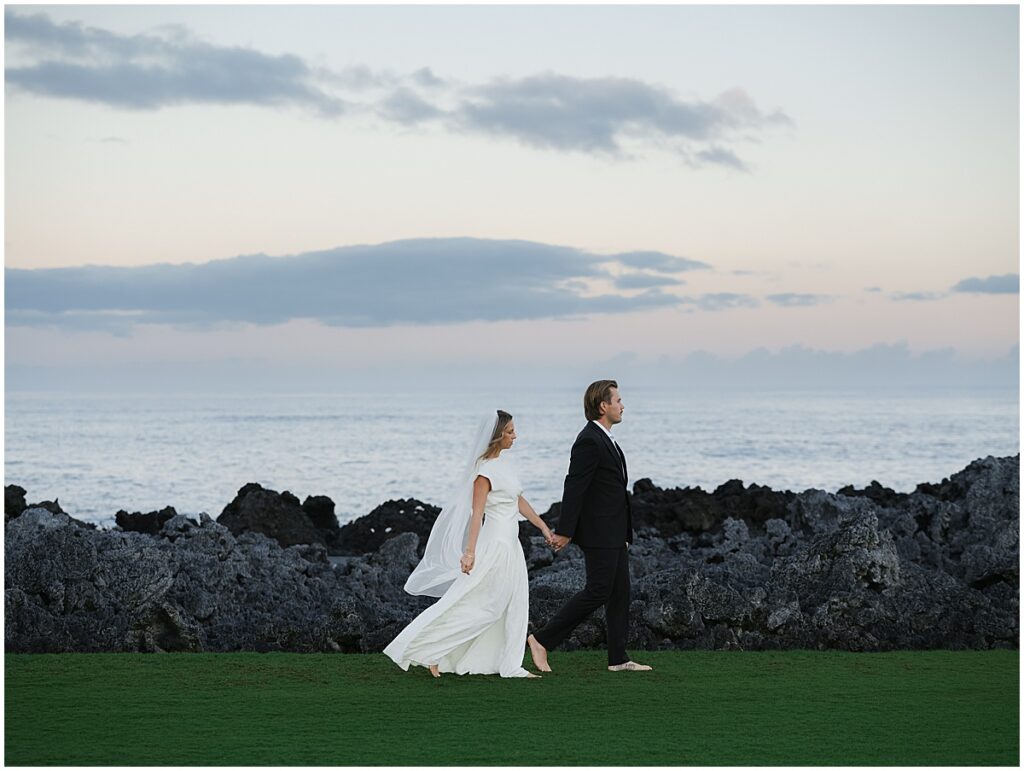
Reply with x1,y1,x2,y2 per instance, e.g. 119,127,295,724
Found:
5,455,1019,653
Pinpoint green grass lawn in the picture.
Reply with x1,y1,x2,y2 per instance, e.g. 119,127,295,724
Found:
5,649,1018,766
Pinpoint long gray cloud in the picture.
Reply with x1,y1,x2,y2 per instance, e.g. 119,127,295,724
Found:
951,274,1019,294
5,11,345,115
5,238,706,331
614,273,684,290
8,342,1019,394
619,343,1019,390
886,273,1019,303
613,251,710,273
451,74,790,161
5,10,790,167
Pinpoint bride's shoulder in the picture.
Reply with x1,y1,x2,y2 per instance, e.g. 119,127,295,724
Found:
475,455,507,475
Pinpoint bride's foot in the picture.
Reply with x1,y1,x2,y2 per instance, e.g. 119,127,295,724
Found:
527,634,552,672
429,664,441,678
526,671,542,678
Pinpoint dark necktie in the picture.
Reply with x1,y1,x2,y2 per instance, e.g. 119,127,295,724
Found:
610,437,626,481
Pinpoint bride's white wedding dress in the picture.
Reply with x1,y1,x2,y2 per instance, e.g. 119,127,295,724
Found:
383,454,532,678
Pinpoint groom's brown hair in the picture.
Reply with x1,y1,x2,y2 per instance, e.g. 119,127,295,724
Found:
583,380,618,421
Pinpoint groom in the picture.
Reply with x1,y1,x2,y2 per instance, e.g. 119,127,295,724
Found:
528,380,652,673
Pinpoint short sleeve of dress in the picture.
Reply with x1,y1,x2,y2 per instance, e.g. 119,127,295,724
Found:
475,460,496,487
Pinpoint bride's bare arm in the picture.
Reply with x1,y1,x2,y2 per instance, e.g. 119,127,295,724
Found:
461,475,490,573
518,496,554,542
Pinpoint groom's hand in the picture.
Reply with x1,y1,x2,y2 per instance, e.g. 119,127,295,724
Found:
550,534,571,551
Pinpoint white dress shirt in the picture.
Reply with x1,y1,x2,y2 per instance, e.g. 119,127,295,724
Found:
590,420,625,478
590,419,616,443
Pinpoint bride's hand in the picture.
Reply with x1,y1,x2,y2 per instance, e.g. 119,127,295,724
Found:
460,552,475,574
549,534,571,551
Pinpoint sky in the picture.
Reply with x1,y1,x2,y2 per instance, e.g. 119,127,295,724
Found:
4,3,1020,391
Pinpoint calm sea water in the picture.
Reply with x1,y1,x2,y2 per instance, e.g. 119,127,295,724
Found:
4,388,1019,529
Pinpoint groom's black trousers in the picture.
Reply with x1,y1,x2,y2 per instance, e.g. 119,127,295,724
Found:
533,545,630,666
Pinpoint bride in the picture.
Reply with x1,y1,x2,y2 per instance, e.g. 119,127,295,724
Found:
383,409,555,678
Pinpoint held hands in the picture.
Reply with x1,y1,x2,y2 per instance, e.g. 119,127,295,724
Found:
540,527,568,552
460,552,475,574
549,534,571,552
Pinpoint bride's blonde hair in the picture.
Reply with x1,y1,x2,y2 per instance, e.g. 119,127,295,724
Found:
479,410,513,461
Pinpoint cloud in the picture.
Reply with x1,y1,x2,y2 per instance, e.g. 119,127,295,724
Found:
410,67,445,89
951,273,1019,294
891,291,946,302
864,286,883,293
453,74,789,164
379,86,444,124
693,145,749,172
633,343,1020,390
5,238,701,331
5,11,790,168
887,275,1019,303
318,64,396,91
764,292,833,307
5,10,346,115
614,273,684,290
609,251,711,273
14,340,1015,394
680,293,759,311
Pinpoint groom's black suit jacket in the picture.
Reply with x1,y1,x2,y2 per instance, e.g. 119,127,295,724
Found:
554,421,634,548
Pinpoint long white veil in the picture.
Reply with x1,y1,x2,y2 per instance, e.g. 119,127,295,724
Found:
403,410,499,598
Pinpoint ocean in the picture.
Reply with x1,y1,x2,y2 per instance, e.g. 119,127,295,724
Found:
4,387,1019,529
